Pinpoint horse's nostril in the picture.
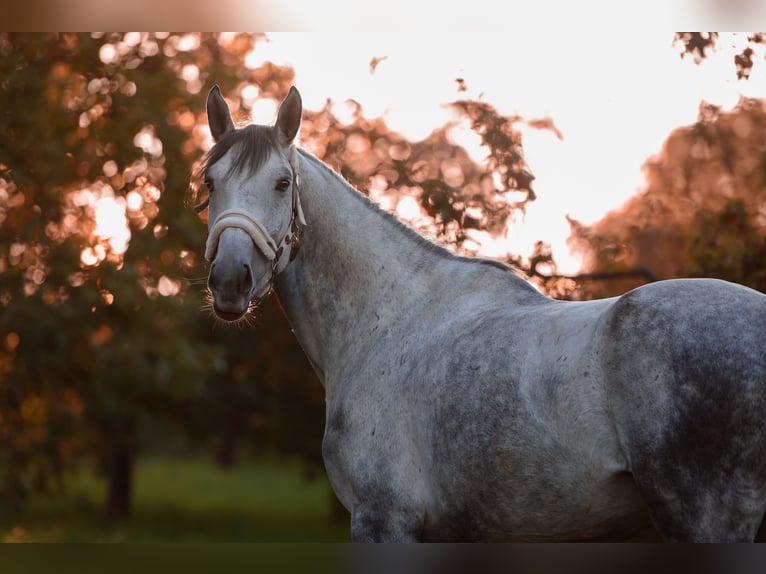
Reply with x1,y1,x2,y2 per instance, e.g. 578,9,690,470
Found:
209,259,254,297
241,263,253,292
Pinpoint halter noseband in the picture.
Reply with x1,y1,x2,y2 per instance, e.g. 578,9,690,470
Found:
203,146,306,287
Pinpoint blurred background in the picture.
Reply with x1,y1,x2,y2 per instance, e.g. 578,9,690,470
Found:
1,31,766,541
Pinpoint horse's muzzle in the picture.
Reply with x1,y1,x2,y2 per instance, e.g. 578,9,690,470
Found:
208,258,254,321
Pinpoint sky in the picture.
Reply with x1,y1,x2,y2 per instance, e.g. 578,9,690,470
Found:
241,31,766,273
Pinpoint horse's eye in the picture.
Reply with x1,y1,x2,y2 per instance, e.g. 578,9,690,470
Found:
276,178,291,192
204,179,214,193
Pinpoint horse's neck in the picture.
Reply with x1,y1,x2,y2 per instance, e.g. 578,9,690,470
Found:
274,152,445,383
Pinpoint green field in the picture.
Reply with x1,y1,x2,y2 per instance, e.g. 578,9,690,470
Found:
0,456,350,542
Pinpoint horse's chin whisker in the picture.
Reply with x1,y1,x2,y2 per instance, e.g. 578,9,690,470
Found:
238,308,259,328
201,290,261,328
188,276,210,287
201,289,215,312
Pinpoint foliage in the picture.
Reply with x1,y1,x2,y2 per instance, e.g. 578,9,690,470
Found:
0,32,542,516
569,97,766,298
674,32,720,64
674,32,766,79
0,32,308,515
686,199,766,288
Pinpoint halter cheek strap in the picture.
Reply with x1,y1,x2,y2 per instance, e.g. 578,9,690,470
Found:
204,146,306,280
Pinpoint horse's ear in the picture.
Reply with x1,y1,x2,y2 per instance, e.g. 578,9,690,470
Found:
275,86,302,145
206,85,235,142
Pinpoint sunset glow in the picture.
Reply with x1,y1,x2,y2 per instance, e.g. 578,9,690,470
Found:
78,184,131,267
242,32,766,273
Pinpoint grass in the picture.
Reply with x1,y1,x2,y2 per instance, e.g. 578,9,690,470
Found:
0,455,350,542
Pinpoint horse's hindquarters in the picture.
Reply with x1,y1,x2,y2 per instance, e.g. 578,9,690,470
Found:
603,279,766,541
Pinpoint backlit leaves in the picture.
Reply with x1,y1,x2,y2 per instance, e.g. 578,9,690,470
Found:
570,97,766,298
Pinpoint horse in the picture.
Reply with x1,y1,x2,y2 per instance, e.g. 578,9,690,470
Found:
192,84,766,542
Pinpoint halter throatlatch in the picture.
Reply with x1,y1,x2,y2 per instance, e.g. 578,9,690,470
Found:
204,146,306,281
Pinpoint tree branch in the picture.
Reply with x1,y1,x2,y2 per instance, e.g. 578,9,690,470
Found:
530,266,661,284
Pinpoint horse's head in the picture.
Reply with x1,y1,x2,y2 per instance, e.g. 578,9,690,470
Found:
198,85,305,322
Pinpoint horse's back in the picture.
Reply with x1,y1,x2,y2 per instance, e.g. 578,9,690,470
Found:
602,278,766,541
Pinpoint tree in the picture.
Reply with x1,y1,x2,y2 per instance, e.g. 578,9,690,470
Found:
674,32,766,80
569,97,766,298
0,32,223,516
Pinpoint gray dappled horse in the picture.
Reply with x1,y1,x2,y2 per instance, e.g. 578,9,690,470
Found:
194,85,766,542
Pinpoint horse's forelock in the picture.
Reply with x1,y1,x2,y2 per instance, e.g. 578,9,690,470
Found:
210,124,278,178
190,125,278,204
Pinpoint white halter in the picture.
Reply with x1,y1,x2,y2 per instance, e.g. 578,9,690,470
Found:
205,209,278,262
204,146,306,277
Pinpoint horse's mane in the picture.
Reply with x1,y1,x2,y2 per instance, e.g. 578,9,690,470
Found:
189,125,278,206
297,150,535,288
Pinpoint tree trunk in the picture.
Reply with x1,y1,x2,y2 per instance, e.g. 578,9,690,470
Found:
105,445,134,521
